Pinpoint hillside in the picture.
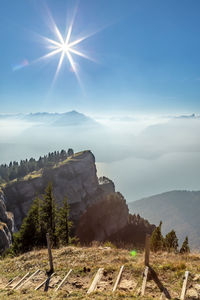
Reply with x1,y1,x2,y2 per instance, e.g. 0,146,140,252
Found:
0,245,200,299
128,190,200,249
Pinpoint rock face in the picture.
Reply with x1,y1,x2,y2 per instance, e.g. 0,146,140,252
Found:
76,193,129,242
0,190,14,254
2,151,115,230
1,150,155,251
98,177,115,195
76,192,155,246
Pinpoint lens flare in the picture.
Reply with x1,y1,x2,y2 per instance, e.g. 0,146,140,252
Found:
130,250,137,257
12,59,29,72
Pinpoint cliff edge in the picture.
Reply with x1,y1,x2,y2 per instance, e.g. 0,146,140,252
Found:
0,190,14,254
2,151,114,230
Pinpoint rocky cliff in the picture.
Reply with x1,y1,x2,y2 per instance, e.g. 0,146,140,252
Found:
76,192,155,246
0,190,14,254
1,150,155,253
2,151,115,230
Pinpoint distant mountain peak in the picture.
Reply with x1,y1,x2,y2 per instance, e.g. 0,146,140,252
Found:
0,111,99,127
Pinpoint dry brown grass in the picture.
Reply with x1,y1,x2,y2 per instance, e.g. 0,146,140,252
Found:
0,246,200,299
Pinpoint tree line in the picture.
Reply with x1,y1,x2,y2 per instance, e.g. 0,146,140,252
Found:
10,183,72,255
0,148,74,183
150,221,190,253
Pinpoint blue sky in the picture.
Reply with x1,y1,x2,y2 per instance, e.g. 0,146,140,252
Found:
1,0,200,114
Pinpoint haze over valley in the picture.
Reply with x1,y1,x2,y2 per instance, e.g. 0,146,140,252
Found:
1,111,200,203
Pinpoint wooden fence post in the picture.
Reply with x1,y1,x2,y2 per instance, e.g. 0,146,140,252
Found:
112,265,124,292
55,269,72,291
87,268,104,294
180,271,189,300
11,272,30,290
145,234,150,266
46,233,54,273
141,266,149,296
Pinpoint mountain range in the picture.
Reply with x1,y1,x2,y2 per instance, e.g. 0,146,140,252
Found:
0,111,98,127
128,190,200,250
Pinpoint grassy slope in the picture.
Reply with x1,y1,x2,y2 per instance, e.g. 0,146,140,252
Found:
0,246,200,299
0,151,87,189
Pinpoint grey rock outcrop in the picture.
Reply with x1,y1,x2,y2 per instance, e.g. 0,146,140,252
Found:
76,192,155,246
2,151,115,230
98,177,115,195
0,190,14,253
76,192,129,242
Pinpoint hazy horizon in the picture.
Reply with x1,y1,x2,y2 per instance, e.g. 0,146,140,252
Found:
1,110,200,202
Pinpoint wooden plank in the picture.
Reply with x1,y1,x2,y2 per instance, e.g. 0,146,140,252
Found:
145,234,150,266
87,268,104,294
4,276,19,288
16,269,40,290
55,269,72,291
11,272,30,290
112,265,124,292
35,273,55,290
141,266,148,296
180,271,189,300
46,233,54,273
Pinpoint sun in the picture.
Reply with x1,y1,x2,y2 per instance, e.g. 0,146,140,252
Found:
37,14,95,84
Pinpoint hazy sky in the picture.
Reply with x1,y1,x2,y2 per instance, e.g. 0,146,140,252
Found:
1,0,200,114
2,1,200,202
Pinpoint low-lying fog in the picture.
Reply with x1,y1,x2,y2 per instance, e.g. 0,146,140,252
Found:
1,113,200,202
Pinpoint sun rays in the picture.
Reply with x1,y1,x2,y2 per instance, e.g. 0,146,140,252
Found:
36,9,96,85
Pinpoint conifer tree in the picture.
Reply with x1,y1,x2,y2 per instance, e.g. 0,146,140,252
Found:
164,230,178,252
180,236,190,254
40,183,57,246
56,196,72,245
150,221,164,252
12,196,41,254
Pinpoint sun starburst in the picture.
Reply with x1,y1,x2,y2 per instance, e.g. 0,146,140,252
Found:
38,18,95,84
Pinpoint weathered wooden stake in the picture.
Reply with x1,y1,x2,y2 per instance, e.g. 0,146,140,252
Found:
145,234,150,266
55,269,72,291
12,272,30,290
46,233,54,273
87,268,104,294
35,273,55,290
180,271,189,300
4,276,19,288
141,266,149,296
112,265,124,292
16,269,40,290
